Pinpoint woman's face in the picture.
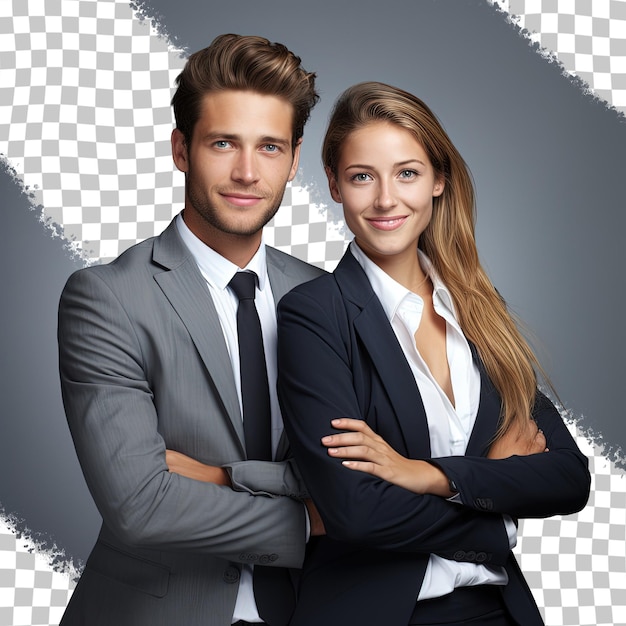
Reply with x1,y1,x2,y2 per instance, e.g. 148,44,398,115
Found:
327,121,444,266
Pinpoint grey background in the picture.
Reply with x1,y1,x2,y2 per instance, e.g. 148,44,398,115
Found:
1,0,624,565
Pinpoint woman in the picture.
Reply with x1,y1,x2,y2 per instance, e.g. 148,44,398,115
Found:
276,82,590,626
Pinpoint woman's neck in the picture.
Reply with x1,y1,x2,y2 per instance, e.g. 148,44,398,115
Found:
364,246,429,295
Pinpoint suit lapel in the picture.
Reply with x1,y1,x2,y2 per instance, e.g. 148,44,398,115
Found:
334,249,504,460
465,343,502,457
152,220,245,453
335,251,431,458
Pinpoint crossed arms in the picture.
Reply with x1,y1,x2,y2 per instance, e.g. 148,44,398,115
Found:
58,266,319,566
274,284,590,564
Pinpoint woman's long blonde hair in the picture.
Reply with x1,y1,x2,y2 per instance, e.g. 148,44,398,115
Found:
323,82,542,436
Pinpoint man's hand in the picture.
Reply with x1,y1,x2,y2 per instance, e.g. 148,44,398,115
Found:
303,499,326,536
166,450,232,486
487,419,548,459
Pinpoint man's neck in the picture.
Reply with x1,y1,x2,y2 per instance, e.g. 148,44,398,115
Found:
182,208,262,268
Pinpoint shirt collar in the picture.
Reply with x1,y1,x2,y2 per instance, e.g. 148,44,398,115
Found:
175,212,268,291
349,240,457,322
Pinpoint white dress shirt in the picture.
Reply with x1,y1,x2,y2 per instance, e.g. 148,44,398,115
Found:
177,213,280,623
350,241,514,601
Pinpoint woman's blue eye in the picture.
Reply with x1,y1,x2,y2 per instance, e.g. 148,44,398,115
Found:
400,169,416,179
353,173,370,182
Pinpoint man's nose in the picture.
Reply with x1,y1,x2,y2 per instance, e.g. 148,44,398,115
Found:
231,149,260,185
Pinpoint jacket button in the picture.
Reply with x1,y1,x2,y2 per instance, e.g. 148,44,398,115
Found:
475,498,493,511
258,553,279,565
465,551,476,561
476,552,488,563
453,550,466,561
223,567,240,584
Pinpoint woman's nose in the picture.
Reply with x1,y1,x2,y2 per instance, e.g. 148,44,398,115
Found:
373,181,397,210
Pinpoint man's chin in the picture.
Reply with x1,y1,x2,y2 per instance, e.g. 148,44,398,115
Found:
221,209,280,236
215,215,277,238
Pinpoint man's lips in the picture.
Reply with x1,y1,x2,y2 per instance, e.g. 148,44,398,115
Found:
366,215,408,231
220,192,264,207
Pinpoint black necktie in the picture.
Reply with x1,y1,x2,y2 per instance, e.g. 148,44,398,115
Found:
228,271,272,461
229,272,295,625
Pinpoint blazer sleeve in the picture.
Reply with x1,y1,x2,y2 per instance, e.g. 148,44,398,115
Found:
58,268,306,568
224,459,309,499
277,286,511,566
430,392,591,519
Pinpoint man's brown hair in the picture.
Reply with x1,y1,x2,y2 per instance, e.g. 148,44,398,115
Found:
172,33,318,149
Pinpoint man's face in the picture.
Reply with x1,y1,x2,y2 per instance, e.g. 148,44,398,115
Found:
172,90,300,257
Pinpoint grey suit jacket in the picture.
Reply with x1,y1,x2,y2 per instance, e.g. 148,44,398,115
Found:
57,217,325,625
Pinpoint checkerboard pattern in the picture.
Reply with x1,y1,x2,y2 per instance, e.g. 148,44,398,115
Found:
0,0,186,262
0,515,78,626
516,423,626,626
490,0,626,113
1,1,625,625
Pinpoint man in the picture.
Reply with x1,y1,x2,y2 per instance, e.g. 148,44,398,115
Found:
58,34,324,626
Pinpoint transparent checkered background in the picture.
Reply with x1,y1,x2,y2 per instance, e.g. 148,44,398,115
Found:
1,0,625,624
493,0,626,111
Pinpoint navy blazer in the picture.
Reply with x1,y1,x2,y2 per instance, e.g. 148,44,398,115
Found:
277,248,590,626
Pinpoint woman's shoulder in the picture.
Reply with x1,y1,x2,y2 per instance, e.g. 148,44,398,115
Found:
280,271,341,308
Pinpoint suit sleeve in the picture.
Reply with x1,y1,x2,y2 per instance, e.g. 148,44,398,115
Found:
58,268,306,567
277,286,511,566
224,459,309,499
430,392,591,519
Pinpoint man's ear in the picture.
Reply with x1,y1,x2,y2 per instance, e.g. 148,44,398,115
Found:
171,128,189,173
325,166,342,203
288,138,303,182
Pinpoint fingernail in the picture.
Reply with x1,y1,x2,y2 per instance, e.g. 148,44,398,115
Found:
321,436,332,444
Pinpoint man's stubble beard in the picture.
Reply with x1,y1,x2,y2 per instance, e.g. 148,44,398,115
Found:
186,175,286,238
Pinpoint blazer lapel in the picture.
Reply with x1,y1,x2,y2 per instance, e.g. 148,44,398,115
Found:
152,220,245,453
335,251,431,458
465,343,502,457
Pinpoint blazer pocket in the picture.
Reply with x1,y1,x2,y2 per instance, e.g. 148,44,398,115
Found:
86,540,170,598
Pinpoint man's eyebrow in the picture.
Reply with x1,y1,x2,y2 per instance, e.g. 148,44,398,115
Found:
201,132,239,142
258,135,291,147
200,133,291,147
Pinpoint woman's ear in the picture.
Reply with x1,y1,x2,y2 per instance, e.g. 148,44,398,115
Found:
433,175,445,197
325,166,342,203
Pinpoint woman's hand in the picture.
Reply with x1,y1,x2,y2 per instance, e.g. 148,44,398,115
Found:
321,418,453,496
165,450,231,486
487,419,548,460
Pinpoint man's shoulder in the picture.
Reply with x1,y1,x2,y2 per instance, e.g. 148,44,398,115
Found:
61,232,167,301
266,246,327,281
